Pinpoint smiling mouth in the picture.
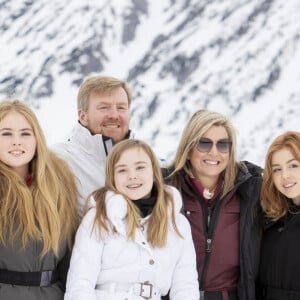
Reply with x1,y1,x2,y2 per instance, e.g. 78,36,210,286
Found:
9,150,24,155
127,184,142,189
103,124,120,128
283,182,296,189
204,160,219,165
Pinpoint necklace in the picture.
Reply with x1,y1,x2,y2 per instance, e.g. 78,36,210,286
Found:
193,177,217,200
203,187,215,199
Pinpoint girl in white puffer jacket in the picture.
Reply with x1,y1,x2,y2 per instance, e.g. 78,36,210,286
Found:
64,139,199,300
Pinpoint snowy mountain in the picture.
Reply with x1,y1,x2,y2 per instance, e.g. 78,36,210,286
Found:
1,0,300,166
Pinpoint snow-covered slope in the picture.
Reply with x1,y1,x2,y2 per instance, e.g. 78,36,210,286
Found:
1,0,300,166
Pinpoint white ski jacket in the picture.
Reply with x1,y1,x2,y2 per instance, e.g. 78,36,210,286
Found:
64,186,199,300
54,122,134,216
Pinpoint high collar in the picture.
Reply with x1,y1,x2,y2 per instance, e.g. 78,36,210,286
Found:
88,186,182,233
132,188,157,218
70,122,105,153
69,122,133,155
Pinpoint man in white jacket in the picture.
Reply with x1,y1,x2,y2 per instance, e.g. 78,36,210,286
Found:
54,74,134,217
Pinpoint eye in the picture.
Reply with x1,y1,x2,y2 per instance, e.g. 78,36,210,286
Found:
137,165,145,170
1,131,12,136
21,132,32,136
117,106,128,111
97,106,108,111
272,167,281,173
289,163,299,169
117,168,126,173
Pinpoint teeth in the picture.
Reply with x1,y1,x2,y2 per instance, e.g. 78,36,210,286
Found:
10,150,23,154
104,124,119,128
127,184,141,188
204,160,218,165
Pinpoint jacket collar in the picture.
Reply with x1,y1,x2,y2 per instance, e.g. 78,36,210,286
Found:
70,122,133,155
102,186,182,235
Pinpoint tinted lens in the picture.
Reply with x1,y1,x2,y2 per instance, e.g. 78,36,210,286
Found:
197,138,231,153
216,140,231,153
197,138,213,152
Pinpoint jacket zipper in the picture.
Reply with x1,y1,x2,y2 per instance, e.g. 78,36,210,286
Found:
178,163,256,293
199,174,251,290
199,196,224,290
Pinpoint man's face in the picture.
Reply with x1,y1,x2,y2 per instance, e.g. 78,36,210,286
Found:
79,87,130,142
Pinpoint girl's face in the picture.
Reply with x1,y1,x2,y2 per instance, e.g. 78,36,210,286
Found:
271,147,300,205
0,111,36,179
114,147,154,200
188,125,230,188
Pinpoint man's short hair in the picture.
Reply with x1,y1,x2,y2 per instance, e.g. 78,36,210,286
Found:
77,75,132,111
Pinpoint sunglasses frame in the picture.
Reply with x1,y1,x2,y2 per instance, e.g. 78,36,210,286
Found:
196,137,232,153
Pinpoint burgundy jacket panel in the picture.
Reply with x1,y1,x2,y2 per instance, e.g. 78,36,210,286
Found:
181,176,240,291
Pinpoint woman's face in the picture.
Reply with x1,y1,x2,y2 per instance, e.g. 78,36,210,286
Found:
114,147,154,200
0,111,36,179
271,147,300,205
188,125,230,188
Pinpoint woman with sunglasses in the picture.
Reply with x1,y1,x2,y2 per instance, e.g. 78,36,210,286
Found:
257,131,300,300
164,109,262,300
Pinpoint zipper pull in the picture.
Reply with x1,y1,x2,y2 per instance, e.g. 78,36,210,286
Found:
206,238,212,252
207,206,211,229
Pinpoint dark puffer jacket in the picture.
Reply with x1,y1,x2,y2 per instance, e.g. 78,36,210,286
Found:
257,204,300,300
164,161,262,300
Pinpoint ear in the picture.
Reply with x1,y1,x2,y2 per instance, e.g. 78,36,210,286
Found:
78,110,88,126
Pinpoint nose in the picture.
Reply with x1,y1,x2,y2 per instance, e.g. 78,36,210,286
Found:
128,171,137,180
208,143,218,155
12,139,21,146
107,106,119,118
281,169,290,179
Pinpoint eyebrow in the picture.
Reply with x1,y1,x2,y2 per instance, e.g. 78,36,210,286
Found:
115,161,148,168
200,137,230,141
98,101,128,105
272,158,298,167
0,128,33,131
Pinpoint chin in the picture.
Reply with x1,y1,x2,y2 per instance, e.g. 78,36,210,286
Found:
130,193,147,200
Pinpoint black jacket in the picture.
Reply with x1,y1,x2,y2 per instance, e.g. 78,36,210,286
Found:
164,161,262,300
257,204,300,300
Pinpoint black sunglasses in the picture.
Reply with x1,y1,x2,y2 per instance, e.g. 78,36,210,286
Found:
196,137,232,153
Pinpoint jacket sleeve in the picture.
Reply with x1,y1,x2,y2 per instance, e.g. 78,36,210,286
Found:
169,215,200,300
64,208,104,300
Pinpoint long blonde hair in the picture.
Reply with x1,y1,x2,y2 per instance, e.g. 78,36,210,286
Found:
0,100,79,256
92,139,182,248
169,109,238,197
261,131,300,220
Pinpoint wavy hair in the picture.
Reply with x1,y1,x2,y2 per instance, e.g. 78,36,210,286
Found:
92,139,182,248
169,109,238,197
0,100,79,256
261,131,300,220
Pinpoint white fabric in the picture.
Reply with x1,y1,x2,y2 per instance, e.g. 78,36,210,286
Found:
64,186,199,300
53,123,133,216
95,282,161,298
